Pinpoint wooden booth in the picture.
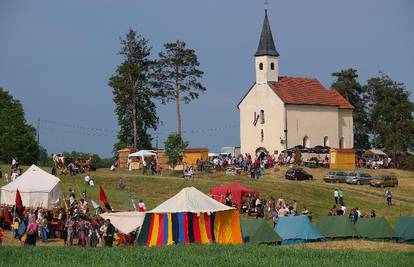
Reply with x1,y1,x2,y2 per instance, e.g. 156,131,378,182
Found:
183,148,209,167
330,148,355,170
117,148,137,169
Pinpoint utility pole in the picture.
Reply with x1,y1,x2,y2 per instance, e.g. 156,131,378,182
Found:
37,118,40,144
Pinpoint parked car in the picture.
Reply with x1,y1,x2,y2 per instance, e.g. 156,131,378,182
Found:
285,168,313,181
323,171,348,183
346,172,373,185
370,175,398,188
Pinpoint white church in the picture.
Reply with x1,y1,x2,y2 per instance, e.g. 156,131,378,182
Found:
238,11,354,156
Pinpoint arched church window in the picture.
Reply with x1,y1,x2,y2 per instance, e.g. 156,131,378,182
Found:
261,129,264,142
259,63,263,70
323,136,329,147
303,136,310,148
270,62,275,70
260,110,265,124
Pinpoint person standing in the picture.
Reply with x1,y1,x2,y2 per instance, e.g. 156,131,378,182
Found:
65,216,75,246
138,200,146,212
37,211,48,243
26,218,38,246
334,189,339,204
338,189,344,205
292,200,297,214
142,160,147,175
386,189,392,206
105,219,115,247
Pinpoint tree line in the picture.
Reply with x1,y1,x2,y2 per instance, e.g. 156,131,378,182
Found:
331,69,414,167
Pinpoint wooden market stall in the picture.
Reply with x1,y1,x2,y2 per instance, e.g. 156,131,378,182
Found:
117,148,137,169
183,148,209,167
329,148,355,170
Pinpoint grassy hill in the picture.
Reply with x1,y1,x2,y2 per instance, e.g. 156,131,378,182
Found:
1,164,413,225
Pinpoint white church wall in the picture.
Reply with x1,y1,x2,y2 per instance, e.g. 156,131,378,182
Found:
338,109,354,148
239,83,285,156
286,105,339,149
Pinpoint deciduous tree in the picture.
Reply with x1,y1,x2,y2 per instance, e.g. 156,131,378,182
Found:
366,73,414,166
164,133,188,170
0,88,40,164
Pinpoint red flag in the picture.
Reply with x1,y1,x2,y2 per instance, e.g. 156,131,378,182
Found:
99,186,112,211
15,189,23,210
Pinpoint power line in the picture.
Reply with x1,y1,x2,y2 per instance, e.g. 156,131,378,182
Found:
40,118,239,138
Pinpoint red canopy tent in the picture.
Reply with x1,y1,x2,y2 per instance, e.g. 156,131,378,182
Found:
210,182,259,209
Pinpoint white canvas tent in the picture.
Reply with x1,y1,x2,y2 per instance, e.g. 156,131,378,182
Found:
128,150,157,158
150,186,234,213
100,211,145,234
0,165,63,209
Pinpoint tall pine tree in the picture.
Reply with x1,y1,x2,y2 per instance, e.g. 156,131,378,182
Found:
366,73,414,166
109,29,158,152
154,40,206,135
331,69,371,149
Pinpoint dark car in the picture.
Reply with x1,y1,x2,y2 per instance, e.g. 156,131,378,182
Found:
285,168,313,181
323,171,348,183
346,172,373,185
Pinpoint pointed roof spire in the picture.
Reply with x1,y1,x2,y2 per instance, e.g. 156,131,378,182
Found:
255,9,279,57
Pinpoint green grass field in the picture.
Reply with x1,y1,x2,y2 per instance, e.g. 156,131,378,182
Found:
1,165,414,225
1,165,414,265
0,245,413,267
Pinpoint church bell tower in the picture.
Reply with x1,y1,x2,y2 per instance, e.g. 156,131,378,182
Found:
255,10,279,84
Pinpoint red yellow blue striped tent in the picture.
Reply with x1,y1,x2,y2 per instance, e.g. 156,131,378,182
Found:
137,187,243,246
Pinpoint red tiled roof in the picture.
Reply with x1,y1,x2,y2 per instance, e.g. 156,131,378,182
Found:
329,89,354,109
268,77,353,109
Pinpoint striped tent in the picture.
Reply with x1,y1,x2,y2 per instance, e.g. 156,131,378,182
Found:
137,187,243,246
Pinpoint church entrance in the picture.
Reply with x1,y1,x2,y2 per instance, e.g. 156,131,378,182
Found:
255,147,269,160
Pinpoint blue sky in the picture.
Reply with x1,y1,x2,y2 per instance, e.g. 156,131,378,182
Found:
1,0,413,157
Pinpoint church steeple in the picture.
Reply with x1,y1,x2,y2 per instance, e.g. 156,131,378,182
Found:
255,9,279,57
255,10,279,84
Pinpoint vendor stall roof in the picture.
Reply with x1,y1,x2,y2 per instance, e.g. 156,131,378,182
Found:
150,187,234,213
128,150,157,158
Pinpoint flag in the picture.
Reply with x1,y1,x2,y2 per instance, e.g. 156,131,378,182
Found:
91,200,100,210
15,189,23,211
99,186,112,210
253,111,260,126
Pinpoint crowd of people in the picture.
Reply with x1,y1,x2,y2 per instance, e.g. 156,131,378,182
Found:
0,187,147,247
222,193,311,228
0,157,22,182
209,153,277,180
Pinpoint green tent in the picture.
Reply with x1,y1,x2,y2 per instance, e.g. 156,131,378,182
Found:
355,217,398,240
315,216,359,239
241,218,281,244
395,216,414,243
